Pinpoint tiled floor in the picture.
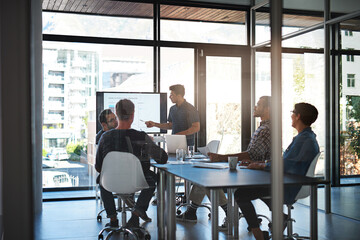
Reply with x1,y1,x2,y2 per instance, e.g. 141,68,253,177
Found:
35,195,360,240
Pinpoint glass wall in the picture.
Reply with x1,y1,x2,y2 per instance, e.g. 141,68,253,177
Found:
160,47,195,118
339,28,360,180
206,56,242,154
42,41,153,189
255,52,325,175
160,5,246,45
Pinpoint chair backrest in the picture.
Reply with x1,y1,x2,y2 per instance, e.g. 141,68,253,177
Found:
295,152,321,200
197,140,220,156
100,151,149,194
207,140,220,154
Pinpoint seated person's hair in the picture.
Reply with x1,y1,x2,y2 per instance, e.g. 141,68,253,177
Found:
116,99,134,121
98,109,113,124
169,84,185,97
294,102,318,126
260,96,271,108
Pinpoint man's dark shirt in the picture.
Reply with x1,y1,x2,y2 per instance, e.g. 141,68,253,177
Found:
168,100,200,146
95,129,105,145
95,129,168,180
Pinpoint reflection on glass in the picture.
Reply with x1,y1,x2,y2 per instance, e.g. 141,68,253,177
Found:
206,56,242,154
42,41,153,189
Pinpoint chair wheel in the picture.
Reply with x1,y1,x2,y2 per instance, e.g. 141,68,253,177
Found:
176,210,182,215
145,234,151,240
97,215,102,221
98,234,103,240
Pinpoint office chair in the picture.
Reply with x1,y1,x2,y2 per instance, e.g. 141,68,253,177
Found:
283,152,321,240
98,151,151,240
176,140,221,218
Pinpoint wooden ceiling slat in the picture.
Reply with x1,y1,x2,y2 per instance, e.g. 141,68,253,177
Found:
58,0,68,11
47,0,56,10
42,0,50,9
63,0,76,12
84,0,101,14
70,0,82,12
90,0,105,14
53,0,63,10
97,1,116,15
76,0,89,12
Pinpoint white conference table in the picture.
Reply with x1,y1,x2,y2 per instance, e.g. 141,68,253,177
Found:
152,159,326,240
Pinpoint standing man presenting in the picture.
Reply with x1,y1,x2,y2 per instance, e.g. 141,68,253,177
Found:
145,84,200,146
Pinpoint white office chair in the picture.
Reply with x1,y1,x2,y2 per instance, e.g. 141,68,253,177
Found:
98,151,151,240
283,152,322,239
197,140,220,156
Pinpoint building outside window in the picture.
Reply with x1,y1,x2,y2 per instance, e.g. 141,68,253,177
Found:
347,74,355,87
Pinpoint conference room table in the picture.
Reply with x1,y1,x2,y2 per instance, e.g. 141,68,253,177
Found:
152,158,327,240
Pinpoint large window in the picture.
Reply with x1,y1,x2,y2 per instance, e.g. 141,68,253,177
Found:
42,41,153,189
42,2,153,40
255,52,325,175
160,5,246,45
160,47,195,118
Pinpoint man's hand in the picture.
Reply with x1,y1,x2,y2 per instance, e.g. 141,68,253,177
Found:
247,162,266,170
208,153,226,162
145,121,155,128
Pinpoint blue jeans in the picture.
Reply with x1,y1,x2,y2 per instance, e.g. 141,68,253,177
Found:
100,170,157,218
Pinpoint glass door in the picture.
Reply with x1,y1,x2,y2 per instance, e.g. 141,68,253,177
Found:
197,47,251,153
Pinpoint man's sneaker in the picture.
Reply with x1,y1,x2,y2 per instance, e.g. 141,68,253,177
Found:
218,217,228,231
133,208,152,222
105,219,119,228
176,209,197,223
125,215,140,228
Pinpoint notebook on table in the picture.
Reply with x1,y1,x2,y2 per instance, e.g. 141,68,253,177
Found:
164,135,187,153
192,162,229,169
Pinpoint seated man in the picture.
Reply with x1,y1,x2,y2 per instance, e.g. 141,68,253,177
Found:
235,102,320,240
96,109,118,144
176,96,272,229
96,99,168,228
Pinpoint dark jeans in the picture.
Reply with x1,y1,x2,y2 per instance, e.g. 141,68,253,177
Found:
100,170,157,218
234,186,271,228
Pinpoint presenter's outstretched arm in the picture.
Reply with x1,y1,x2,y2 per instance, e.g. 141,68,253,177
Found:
145,121,172,130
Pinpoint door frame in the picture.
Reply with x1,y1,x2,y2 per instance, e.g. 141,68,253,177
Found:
196,45,251,150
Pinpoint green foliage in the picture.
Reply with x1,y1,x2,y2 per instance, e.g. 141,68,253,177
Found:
66,141,87,161
293,56,305,101
43,148,48,157
346,96,360,121
347,123,360,158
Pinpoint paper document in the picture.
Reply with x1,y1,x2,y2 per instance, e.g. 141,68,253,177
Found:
193,162,229,169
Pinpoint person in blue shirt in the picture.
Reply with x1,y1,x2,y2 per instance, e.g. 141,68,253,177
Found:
234,102,320,240
145,84,200,146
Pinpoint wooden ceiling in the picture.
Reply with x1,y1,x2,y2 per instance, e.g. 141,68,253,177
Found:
42,0,359,29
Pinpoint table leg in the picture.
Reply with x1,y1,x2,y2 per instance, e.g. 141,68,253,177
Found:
227,188,234,236
233,194,239,238
166,173,176,240
185,180,191,203
157,170,165,240
310,185,318,240
210,189,219,240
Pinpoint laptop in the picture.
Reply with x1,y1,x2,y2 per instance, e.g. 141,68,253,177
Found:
164,135,187,153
